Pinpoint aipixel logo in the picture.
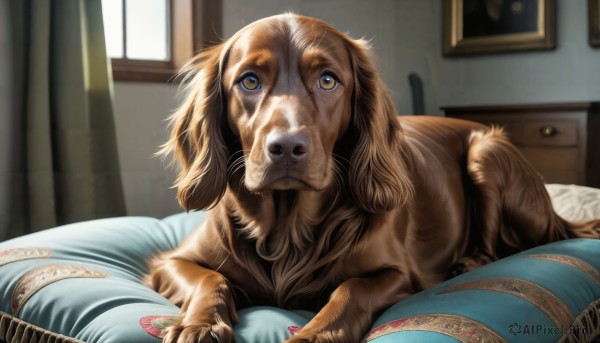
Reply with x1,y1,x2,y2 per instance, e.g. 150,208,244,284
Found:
508,322,590,337
508,322,522,336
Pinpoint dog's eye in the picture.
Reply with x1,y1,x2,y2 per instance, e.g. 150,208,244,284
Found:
240,74,261,91
319,73,338,90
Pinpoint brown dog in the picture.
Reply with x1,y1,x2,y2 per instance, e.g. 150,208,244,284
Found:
147,14,600,343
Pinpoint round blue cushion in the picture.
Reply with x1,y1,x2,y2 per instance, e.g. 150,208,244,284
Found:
0,213,599,342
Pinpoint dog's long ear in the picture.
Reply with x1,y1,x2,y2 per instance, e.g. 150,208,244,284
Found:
161,44,229,211
344,39,414,213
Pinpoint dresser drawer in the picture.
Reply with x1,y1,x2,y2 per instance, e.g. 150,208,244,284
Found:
519,147,580,172
461,118,578,148
512,120,578,147
519,147,581,184
442,102,600,187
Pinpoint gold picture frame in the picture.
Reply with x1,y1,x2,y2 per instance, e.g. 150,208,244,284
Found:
591,0,600,47
443,0,556,56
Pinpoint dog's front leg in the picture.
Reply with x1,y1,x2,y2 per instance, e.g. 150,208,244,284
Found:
152,258,238,343
286,269,412,343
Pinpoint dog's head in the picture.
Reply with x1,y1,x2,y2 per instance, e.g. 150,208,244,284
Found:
164,14,412,213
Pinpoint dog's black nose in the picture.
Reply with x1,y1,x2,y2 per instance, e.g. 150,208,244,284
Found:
266,132,309,163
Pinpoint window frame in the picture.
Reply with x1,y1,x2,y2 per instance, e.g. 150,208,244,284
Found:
110,0,222,82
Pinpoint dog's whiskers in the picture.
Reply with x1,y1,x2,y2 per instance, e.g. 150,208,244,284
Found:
227,151,247,176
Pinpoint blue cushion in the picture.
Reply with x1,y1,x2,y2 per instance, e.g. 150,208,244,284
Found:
365,239,600,342
0,214,599,342
0,214,202,343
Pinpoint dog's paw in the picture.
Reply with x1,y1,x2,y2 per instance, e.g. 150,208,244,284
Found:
162,321,234,343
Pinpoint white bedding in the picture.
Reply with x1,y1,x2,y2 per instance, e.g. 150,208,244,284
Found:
546,183,600,222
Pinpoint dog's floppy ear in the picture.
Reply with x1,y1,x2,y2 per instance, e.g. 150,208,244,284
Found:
161,44,229,211
344,38,414,213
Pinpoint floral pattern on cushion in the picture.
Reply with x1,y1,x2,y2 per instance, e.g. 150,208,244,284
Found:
139,315,179,338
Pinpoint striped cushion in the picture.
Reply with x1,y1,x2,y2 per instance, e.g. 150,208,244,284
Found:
0,214,599,342
366,239,600,343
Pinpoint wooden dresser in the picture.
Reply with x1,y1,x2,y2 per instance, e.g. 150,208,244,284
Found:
442,103,600,188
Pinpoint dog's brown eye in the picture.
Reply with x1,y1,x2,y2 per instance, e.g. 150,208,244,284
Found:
319,74,338,90
240,74,260,91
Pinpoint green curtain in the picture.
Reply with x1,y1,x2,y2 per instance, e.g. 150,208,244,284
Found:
6,0,126,238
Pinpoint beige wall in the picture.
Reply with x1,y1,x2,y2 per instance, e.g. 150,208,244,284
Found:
111,82,182,217
435,1,600,107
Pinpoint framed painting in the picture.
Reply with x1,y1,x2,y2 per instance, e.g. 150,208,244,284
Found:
591,0,600,47
443,0,556,56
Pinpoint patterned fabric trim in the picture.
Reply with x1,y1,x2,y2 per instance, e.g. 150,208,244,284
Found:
439,278,573,328
363,314,506,343
139,315,179,338
11,264,107,316
0,311,83,343
558,298,600,343
0,248,51,266
526,254,600,288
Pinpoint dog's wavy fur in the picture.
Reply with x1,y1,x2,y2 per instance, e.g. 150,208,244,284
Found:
148,14,600,343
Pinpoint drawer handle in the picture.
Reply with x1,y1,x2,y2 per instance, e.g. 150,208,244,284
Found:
539,125,558,138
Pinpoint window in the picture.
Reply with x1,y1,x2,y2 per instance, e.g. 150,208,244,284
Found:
101,0,222,82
